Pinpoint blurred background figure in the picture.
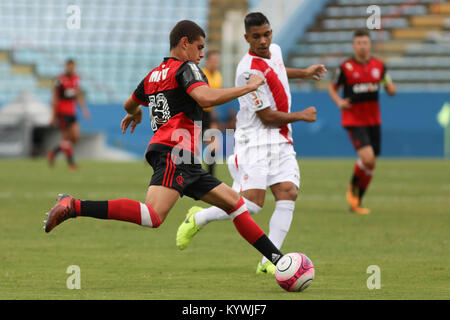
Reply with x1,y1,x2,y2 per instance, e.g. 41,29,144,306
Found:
47,59,90,170
329,29,396,215
201,50,222,176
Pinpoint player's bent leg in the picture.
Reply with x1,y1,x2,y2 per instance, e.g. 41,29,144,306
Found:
352,146,375,214
194,196,262,227
145,185,180,224
194,188,265,228
44,186,178,233
241,189,266,209
176,197,263,250
201,183,283,266
357,145,376,169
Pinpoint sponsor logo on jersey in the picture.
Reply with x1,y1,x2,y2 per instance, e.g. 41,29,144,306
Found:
371,68,380,79
250,91,262,108
352,82,379,94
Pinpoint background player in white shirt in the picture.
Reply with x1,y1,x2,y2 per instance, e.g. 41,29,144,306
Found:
177,12,326,274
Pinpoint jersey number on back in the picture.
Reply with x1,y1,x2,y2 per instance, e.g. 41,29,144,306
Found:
149,93,170,131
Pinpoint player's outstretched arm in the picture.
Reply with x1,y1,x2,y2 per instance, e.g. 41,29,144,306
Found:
121,96,143,134
256,106,316,127
189,74,265,108
286,65,327,81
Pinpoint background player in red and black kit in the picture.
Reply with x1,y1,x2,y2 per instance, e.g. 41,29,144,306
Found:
329,29,396,214
47,59,90,170
44,20,286,270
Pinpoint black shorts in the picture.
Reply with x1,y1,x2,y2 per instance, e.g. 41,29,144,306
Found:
344,125,381,156
146,150,222,200
57,114,77,130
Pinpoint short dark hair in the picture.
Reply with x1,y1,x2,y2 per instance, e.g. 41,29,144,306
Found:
353,29,371,39
244,12,270,32
66,58,75,64
169,20,206,50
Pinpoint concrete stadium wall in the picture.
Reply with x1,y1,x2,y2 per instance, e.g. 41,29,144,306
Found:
72,92,448,158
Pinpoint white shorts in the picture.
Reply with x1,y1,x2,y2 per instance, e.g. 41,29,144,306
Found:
228,143,300,192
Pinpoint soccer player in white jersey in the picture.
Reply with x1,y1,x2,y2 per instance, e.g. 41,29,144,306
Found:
176,12,327,274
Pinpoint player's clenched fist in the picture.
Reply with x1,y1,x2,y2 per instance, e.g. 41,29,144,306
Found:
299,106,317,122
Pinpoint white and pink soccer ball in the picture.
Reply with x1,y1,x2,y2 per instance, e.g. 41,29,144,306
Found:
275,252,315,292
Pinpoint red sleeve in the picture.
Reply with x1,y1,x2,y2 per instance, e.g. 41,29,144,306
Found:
186,81,208,94
131,77,149,106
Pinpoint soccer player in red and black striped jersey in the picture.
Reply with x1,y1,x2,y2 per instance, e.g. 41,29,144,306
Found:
329,29,396,214
44,20,285,270
47,59,90,170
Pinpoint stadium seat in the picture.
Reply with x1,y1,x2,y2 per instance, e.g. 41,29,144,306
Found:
0,0,210,103
286,0,450,92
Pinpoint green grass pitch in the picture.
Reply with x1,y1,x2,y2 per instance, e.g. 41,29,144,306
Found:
0,158,448,299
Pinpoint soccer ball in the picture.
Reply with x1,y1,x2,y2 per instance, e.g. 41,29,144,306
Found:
275,252,315,292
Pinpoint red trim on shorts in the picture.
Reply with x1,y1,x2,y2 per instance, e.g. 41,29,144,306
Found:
162,152,171,186
168,155,177,187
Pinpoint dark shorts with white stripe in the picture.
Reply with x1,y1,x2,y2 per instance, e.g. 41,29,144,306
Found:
146,149,222,200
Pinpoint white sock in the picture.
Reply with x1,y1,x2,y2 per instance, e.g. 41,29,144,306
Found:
260,200,295,265
194,197,261,227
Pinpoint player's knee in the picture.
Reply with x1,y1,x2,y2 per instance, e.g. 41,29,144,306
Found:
229,193,244,212
142,203,166,228
152,219,162,228
249,197,264,208
242,192,265,208
362,156,376,169
275,186,298,202
286,187,298,201
153,211,167,227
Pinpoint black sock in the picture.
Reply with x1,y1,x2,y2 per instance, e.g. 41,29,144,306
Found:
359,188,366,204
351,175,360,195
79,200,108,219
253,235,283,265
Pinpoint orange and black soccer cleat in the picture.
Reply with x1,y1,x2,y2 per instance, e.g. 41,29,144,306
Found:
351,206,370,215
346,185,370,215
346,185,359,210
44,194,77,233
